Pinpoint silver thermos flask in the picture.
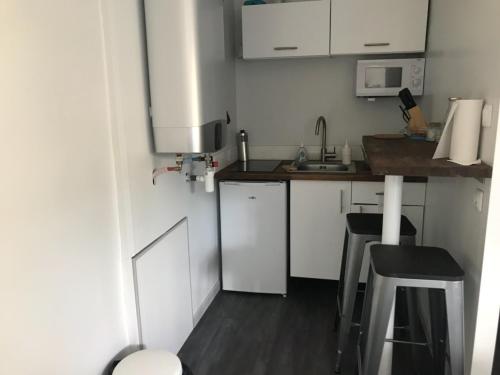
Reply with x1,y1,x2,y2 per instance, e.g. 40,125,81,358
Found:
238,130,249,162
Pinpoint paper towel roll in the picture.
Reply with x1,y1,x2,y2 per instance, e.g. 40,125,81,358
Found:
449,99,484,165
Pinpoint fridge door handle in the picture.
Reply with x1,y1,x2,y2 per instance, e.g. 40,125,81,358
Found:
222,181,241,186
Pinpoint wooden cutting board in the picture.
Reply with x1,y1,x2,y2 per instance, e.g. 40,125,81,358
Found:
373,134,405,140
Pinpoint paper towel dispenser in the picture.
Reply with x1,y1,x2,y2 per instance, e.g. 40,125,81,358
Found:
144,0,229,153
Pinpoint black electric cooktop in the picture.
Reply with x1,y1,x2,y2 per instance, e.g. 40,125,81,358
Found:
234,160,281,172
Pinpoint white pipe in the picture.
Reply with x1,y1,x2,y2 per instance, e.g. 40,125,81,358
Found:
382,175,404,245
205,167,215,193
378,175,404,375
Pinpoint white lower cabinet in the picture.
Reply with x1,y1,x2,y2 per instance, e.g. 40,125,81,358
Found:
290,180,426,282
290,180,351,280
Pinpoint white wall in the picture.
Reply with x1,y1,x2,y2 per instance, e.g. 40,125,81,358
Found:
101,0,237,344
0,1,128,374
473,116,500,375
0,0,237,372
236,58,407,150
421,0,500,373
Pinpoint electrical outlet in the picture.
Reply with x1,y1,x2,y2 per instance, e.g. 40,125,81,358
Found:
474,188,484,212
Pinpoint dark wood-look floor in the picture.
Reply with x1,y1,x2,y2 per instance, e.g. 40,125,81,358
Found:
179,279,356,375
179,278,427,375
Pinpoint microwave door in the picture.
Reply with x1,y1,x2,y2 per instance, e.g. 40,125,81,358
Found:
360,66,403,96
366,67,403,89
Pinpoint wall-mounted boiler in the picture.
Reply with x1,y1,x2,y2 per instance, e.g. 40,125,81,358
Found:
144,0,229,153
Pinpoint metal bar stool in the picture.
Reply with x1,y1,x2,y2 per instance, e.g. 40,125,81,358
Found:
358,245,465,375
334,213,417,373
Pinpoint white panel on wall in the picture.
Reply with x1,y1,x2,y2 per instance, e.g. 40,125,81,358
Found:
134,219,194,353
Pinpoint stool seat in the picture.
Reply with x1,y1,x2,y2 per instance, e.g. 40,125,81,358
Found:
371,245,464,281
347,213,417,236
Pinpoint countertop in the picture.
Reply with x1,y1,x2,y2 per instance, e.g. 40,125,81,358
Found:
362,136,493,178
215,160,428,182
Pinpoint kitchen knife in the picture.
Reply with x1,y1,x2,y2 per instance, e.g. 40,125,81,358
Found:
399,88,417,110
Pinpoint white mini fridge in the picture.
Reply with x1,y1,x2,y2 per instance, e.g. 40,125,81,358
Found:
220,181,287,295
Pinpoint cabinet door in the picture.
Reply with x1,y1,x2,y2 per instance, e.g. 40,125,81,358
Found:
242,0,330,59
291,181,351,280
134,220,193,353
331,0,429,55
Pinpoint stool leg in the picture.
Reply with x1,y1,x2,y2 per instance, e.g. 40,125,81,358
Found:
335,234,365,372
334,229,350,331
429,288,447,374
361,274,396,375
404,287,420,367
445,282,465,375
358,268,375,374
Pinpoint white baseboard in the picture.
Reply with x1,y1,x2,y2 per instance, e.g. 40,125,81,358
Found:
193,280,220,326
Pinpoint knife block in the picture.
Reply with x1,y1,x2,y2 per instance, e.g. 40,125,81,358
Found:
408,105,428,135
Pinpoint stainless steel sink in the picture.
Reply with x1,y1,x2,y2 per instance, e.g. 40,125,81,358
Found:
290,161,356,174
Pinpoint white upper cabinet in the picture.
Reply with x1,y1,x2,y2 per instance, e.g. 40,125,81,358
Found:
330,0,429,55
242,0,331,59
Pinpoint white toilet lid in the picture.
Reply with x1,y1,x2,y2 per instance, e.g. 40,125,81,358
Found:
113,350,183,375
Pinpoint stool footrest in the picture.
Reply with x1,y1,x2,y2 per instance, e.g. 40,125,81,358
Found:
384,338,428,347
393,325,410,330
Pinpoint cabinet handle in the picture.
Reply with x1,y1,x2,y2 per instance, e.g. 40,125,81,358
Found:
274,46,298,51
375,192,384,196
364,42,391,47
339,190,344,214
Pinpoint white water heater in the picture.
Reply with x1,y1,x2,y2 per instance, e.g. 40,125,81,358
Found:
144,0,229,153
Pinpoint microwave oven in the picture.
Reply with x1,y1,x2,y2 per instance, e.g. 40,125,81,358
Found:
356,58,425,97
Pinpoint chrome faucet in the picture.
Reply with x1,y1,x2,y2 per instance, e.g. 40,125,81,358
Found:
315,116,336,162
